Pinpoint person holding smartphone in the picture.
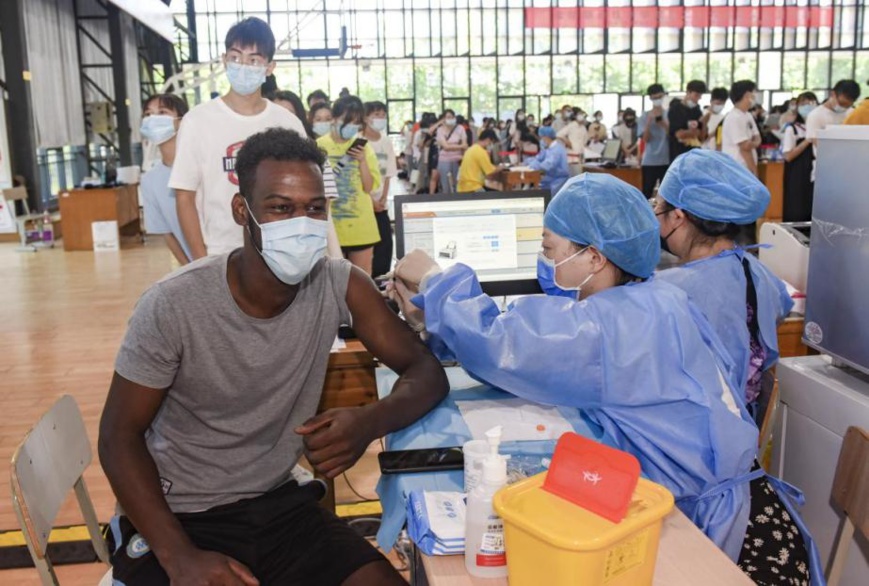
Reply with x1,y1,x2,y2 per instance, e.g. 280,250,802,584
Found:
317,95,382,275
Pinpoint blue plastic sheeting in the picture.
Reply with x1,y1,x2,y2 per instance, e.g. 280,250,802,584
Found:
375,385,607,552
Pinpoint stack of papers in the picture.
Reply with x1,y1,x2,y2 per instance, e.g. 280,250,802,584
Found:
406,490,466,555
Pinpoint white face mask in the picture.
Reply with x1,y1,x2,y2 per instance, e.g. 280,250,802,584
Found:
651,98,664,107
225,62,267,96
685,99,697,109
312,121,332,137
140,115,177,144
245,200,328,285
832,101,848,113
711,103,725,114
369,118,387,132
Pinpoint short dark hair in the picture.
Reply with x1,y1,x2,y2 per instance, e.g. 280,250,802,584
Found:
364,100,387,116
686,80,708,94
308,102,332,123
443,108,456,117
832,79,861,101
225,17,275,61
332,95,364,124
647,83,665,96
711,87,729,102
271,90,314,139
478,129,498,142
235,128,325,201
306,89,329,106
144,93,189,118
730,80,757,104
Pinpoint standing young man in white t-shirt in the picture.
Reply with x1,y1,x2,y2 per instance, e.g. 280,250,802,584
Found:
721,80,761,176
170,17,306,258
362,101,398,279
701,87,729,151
805,79,861,181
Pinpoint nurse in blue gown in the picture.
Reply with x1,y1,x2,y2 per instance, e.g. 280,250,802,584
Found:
389,173,819,585
654,149,794,414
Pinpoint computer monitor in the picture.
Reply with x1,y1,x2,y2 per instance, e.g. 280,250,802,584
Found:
394,190,551,297
601,139,623,163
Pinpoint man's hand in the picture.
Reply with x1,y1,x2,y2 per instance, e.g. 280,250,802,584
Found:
295,407,377,479
166,548,259,586
372,195,388,212
394,249,441,290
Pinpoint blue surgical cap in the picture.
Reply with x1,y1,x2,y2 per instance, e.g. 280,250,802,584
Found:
659,150,771,224
544,173,661,278
538,126,556,139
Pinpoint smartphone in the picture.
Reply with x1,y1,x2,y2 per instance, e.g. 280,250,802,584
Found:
378,447,464,474
349,137,368,151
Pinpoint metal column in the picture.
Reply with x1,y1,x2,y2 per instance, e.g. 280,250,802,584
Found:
0,0,42,211
107,4,131,166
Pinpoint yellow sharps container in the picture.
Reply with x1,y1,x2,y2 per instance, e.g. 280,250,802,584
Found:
493,471,675,586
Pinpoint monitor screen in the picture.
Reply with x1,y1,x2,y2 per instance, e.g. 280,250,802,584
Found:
394,190,551,296
601,139,622,162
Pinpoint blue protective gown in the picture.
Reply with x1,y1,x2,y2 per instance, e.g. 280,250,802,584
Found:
416,264,758,561
655,249,794,402
526,140,570,195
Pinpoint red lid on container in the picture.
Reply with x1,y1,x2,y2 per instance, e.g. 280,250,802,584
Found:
542,433,641,523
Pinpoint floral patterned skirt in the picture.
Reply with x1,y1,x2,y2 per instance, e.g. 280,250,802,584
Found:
737,472,811,585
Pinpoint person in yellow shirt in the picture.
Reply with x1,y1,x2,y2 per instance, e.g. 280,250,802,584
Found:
845,90,869,125
457,129,503,192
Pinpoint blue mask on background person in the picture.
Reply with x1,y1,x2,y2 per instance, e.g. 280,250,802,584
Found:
536,248,592,299
370,118,388,132
798,104,815,120
312,121,332,137
140,115,176,144
226,62,267,96
338,123,361,140
244,200,328,285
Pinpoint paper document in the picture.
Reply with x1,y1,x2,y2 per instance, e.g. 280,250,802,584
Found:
330,337,346,353
456,398,574,442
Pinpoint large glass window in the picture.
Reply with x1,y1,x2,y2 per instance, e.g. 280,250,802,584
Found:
178,0,865,127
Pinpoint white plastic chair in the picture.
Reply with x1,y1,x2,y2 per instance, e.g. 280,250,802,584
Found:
10,395,112,585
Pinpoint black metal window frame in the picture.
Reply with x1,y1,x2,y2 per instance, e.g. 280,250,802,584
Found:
178,0,868,126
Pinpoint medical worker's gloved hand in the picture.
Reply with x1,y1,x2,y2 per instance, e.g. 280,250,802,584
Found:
395,249,442,292
392,278,426,332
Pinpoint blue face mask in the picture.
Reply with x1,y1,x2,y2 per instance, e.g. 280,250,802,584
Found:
312,121,332,137
226,62,267,96
536,248,593,300
245,200,328,285
798,104,816,120
140,115,176,144
338,123,360,140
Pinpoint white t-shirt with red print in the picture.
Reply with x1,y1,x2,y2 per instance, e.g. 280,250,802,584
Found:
169,98,306,255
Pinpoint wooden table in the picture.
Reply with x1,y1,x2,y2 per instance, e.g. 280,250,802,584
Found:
778,317,813,358
583,164,643,191
319,339,377,412
758,161,784,227
316,339,378,510
485,168,542,191
419,508,753,586
57,185,140,251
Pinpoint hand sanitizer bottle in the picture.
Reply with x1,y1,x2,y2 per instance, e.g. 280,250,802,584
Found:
464,426,509,578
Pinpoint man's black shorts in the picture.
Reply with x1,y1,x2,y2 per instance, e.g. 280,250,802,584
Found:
107,480,386,586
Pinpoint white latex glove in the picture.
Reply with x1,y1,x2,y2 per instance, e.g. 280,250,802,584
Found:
394,249,442,292
389,278,426,332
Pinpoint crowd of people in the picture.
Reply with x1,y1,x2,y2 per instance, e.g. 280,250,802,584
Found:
111,12,865,586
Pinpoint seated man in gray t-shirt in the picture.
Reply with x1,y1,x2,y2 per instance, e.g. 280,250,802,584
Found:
99,127,448,586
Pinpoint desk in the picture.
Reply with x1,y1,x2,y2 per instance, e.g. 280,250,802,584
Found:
418,509,753,585
319,339,377,412
375,380,752,586
583,164,643,191
484,168,542,191
57,185,140,251
758,161,784,226
777,317,812,358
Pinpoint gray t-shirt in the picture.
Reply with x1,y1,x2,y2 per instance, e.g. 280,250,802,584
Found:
115,253,352,513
